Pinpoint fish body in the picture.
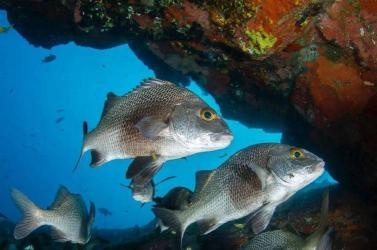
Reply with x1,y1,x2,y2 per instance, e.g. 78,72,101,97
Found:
0,212,8,221
129,179,155,205
41,54,56,63
11,186,95,244
153,143,325,248
0,26,11,33
154,187,193,211
242,189,332,250
77,78,233,184
98,208,112,216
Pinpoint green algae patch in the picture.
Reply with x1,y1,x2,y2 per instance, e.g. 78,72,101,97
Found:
244,27,277,56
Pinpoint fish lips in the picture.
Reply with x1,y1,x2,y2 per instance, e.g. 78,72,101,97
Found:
209,132,233,147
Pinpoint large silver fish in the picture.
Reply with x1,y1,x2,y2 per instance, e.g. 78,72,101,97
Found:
153,143,325,249
242,189,332,250
76,78,233,184
11,186,95,244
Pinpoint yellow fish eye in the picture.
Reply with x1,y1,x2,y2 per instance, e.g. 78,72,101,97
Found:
290,148,305,159
200,108,218,121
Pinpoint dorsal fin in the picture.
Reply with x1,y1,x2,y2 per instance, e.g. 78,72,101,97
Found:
49,185,71,209
131,78,175,94
100,92,119,118
194,170,213,193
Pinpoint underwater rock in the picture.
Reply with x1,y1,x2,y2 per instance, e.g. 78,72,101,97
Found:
1,0,377,234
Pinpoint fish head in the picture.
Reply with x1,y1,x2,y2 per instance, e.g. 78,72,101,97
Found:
267,145,325,189
170,100,233,151
131,182,154,203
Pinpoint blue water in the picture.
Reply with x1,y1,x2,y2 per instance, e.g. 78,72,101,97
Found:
0,11,335,230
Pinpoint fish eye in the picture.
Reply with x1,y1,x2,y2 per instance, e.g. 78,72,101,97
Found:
200,108,218,121
289,148,304,159
288,173,295,179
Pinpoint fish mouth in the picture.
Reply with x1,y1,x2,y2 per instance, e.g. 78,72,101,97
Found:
210,132,233,144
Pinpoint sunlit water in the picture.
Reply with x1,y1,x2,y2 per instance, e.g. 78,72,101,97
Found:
0,10,336,230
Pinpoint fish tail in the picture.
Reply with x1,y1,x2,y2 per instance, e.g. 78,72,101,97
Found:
10,188,43,239
72,121,89,172
152,207,188,250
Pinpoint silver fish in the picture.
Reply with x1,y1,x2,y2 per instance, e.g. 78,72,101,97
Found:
243,189,332,250
122,176,176,205
75,78,233,185
153,143,325,249
11,186,95,244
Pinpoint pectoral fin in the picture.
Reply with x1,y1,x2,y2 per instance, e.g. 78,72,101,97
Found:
135,116,170,139
249,206,276,234
126,156,165,185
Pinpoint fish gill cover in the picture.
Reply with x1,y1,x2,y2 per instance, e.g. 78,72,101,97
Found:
0,0,375,249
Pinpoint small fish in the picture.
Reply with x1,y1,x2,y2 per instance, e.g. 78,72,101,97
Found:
11,185,95,244
154,187,194,232
74,78,233,185
56,109,64,113
0,212,8,221
121,180,154,206
154,186,193,211
218,153,228,158
0,25,12,33
98,208,112,216
41,54,56,63
242,189,332,250
9,88,14,94
55,117,64,124
153,143,325,249
122,175,176,205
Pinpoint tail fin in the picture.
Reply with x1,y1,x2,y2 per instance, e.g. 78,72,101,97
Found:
152,207,187,250
10,188,42,239
72,121,89,172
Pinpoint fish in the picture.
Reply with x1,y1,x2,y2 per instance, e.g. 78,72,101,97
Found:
154,186,194,232
122,179,154,206
56,109,64,113
55,117,64,123
74,78,233,185
154,186,193,211
152,143,325,249
122,175,177,205
98,208,112,216
218,153,228,158
242,189,332,250
41,54,56,63
0,26,12,33
11,185,95,244
0,212,8,222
